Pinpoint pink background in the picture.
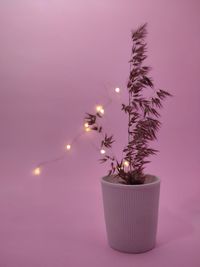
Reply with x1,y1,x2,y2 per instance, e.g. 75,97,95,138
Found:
0,0,200,266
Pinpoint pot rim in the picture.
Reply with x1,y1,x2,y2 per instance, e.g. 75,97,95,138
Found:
101,174,160,189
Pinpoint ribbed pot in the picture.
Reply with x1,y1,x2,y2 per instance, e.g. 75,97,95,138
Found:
101,175,160,253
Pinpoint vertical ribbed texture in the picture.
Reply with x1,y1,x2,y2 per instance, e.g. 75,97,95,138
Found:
101,177,160,253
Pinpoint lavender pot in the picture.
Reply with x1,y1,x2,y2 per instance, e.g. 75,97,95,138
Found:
101,175,160,253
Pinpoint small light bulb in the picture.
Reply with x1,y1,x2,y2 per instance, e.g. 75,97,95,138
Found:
100,108,104,115
96,105,104,115
33,167,41,176
123,161,129,167
84,122,91,132
66,144,71,151
85,127,91,132
84,122,89,128
96,105,102,112
115,87,120,93
100,149,106,154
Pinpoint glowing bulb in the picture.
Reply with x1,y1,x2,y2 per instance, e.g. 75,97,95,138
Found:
123,160,129,167
66,144,71,151
85,127,91,132
84,122,91,132
33,167,41,176
115,87,120,93
100,108,104,115
100,149,106,154
96,105,102,112
96,105,104,115
84,122,89,128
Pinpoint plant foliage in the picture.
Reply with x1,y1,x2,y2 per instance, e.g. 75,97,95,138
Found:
84,23,172,185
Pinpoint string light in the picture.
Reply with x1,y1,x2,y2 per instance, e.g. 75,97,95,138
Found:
65,144,71,151
115,87,120,93
85,127,91,132
100,108,104,115
84,122,92,132
100,149,106,154
33,167,41,176
96,105,105,115
96,105,102,112
123,160,129,167
33,85,121,175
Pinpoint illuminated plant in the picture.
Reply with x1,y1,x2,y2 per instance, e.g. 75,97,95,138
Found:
84,23,171,185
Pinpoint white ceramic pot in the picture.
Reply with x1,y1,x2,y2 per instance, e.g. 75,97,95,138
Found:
101,175,160,253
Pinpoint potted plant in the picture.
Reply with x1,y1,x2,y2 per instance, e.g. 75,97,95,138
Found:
84,23,171,253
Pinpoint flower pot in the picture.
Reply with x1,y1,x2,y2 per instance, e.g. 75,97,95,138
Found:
101,175,160,253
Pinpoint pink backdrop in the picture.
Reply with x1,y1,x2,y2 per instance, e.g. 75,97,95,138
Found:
0,0,200,266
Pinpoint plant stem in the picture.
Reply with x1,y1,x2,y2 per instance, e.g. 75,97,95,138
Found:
128,60,132,172
128,91,132,172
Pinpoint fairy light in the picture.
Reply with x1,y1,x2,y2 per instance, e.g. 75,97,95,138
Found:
84,121,92,132
100,108,104,115
33,167,41,176
84,122,89,128
100,149,106,154
115,87,120,93
123,160,129,167
96,105,105,115
85,127,91,132
96,105,102,112
33,85,118,175
65,144,71,151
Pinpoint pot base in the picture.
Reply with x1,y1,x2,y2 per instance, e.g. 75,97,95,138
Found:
109,243,155,254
